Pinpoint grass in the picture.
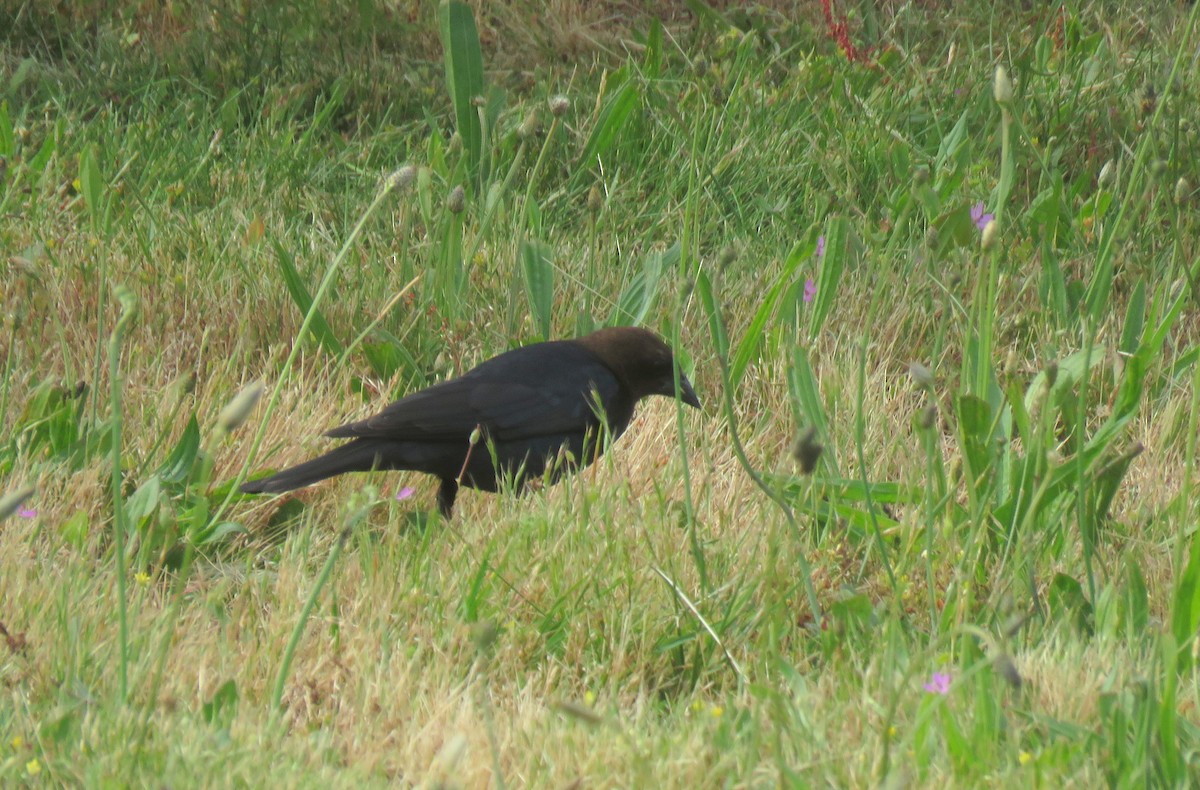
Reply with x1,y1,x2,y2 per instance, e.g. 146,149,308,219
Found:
2,0,1200,785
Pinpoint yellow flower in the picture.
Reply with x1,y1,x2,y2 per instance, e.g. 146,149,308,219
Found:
584,691,596,705
1019,751,1033,766
709,705,724,718
26,758,41,775
887,726,897,738
135,572,151,587
11,735,24,749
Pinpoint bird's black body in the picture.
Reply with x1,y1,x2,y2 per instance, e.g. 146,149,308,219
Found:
240,327,699,515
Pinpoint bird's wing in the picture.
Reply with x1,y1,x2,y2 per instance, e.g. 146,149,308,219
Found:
325,347,621,442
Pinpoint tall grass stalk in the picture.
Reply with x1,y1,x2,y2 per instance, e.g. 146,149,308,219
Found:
106,285,139,702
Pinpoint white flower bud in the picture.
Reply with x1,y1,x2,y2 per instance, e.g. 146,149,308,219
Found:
218,381,264,432
981,219,999,251
993,65,1013,104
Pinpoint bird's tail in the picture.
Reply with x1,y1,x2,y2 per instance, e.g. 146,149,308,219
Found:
240,440,388,494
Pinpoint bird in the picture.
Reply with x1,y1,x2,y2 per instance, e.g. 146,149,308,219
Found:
240,326,700,516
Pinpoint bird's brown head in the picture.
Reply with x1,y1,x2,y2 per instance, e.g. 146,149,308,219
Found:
576,326,701,408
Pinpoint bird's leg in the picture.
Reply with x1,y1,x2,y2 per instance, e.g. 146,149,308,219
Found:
437,478,459,517
441,425,483,518
456,424,484,484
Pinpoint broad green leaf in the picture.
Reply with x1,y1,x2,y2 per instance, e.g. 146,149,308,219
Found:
807,216,849,339
695,270,728,359
439,1,485,177
934,112,969,172
728,274,787,389
520,239,555,340
578,74,639,169
612,242,675,326
158,415,200,484
1123,558,1149,636
787,348,837,475
202,679,239,725
0,101,12,157
271,239,343,356
60,510,90,549
1171,532,1200,669
29,127,55,175
361,328,422,386
956,394,994,485
644,18,663,78
1120,279,1146,355
1090,444,1141,524
1022,346,1106,416
199,521,247,545
125,476,162,524
79,145,104,217
1049,572,1094,635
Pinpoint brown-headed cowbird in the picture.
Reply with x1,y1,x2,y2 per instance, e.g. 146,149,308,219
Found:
240,326,700,515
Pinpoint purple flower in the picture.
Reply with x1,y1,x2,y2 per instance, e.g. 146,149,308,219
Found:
17,508,36,519
971,202,994,230
923,671,951,695
815,235,826,258
395,486,415,502
803,279,817,303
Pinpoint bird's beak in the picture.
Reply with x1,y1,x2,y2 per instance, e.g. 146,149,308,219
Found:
677,374,701,409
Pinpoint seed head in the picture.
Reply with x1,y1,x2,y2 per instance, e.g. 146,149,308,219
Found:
992,653,1023,690
549,95,570,117
980,219,999,252
447,185,466,215
471,619,499,654
518,111,539,141
386,164,417,192
993,65,1013,104
555,699,603,725
908,362,935,391
1044,359,1058,389
1175,177,1190,206
1139,84,1157,117
218,381,264,432
587,184,603,215
791,426,824,475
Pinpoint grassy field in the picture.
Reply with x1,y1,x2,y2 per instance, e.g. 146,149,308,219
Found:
3,0,1200,785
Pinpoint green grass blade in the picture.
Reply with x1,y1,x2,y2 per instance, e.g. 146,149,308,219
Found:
0,100,12,157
